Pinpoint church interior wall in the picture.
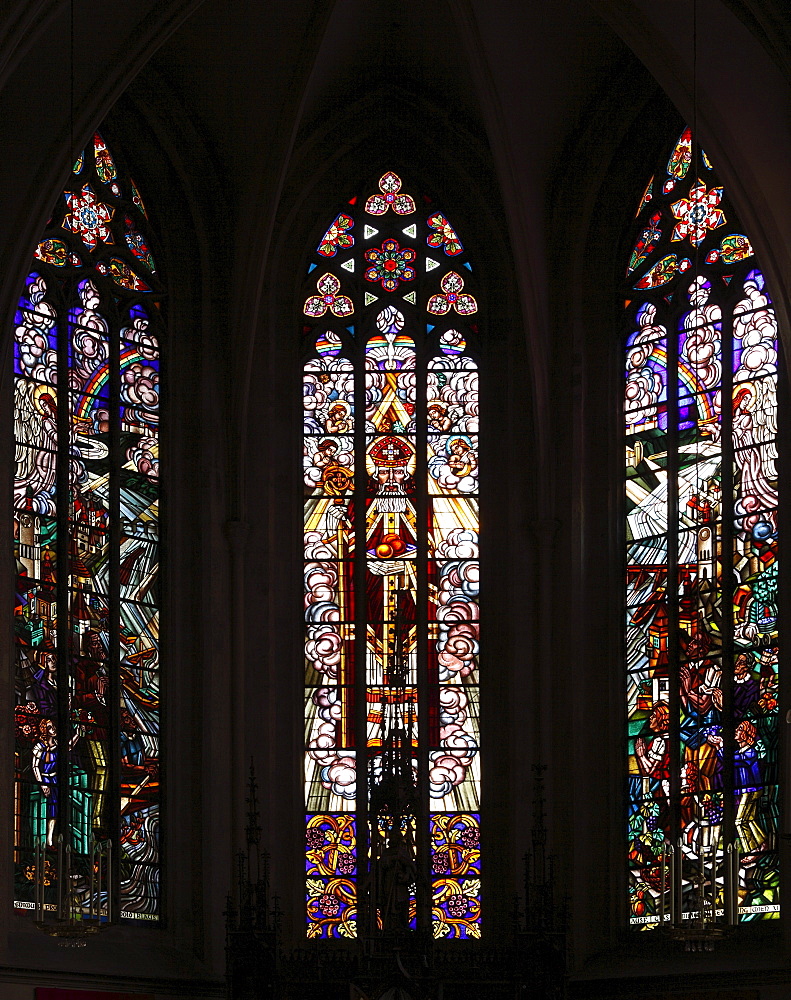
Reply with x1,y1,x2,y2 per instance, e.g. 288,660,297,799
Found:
0,0,788,994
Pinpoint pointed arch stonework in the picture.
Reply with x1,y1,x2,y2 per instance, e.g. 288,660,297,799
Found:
625,129,780,928
13,133,162,921
302,172,481,940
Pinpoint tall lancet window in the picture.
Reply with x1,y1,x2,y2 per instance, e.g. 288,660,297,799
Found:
303,173,481,940
13,134,162,920
626,129,780,927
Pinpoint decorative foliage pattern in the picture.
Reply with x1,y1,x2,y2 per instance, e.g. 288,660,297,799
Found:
303,174,479,939
431,813,480,876
306,814,357,877
34,240,69,267
124,216,156,273
130,179,147,218
96,258,152,291
318,214,355,258
427,213,463,256
13,133,162,922
707,233,754,265
93,133,117,185
666,126,692,181
627,212,662,276
635,177,654,217
432,878,481,938
306,878,357,938
626,128,779,928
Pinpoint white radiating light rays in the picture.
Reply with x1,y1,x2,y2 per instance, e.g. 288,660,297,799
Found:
303,330,358,923
626,132,780,928
302,181,482,939
429,346,480,855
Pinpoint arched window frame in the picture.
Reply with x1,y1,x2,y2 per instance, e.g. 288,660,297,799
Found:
12,132,163,922
301,171,482,940
625,127,781,929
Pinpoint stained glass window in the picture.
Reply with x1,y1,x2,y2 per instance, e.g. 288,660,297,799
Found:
626,128,780,927
13,133,162,921
303,173,480,940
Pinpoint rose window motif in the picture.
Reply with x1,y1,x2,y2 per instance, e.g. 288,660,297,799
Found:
364,238,416,291
670,181,726,245
63,185,115,250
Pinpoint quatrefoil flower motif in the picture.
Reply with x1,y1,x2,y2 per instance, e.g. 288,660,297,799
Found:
427,271,477,316
304,273,354,318
365,172,416,216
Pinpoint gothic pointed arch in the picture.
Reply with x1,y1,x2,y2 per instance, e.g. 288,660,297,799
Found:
302,170,481,939
625,127,780,927
13,131,162,921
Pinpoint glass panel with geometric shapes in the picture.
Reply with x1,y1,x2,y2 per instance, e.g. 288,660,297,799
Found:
13,133,162,922
626,128,779,929
303,174,480,939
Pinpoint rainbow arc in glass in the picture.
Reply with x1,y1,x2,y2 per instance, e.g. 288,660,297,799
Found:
13,133,162,920
303,174,480,939
626,129,779,927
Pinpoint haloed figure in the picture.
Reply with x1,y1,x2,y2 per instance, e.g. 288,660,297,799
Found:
324,401,352,434
447,436,477,478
